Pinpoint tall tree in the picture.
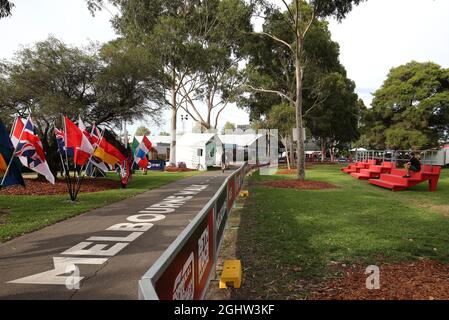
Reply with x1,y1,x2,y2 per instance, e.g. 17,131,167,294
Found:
88,0,254,164
266,103,296,169
362,61,449,150
248,0,365,180
177,0,253,130
306,72,360,161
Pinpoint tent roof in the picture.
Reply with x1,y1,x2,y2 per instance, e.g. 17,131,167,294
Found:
219,134,264,147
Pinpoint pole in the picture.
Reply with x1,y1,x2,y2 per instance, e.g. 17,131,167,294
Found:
1,116,27,187
62,115,75,201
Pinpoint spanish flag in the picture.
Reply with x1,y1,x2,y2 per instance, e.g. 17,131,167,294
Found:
94,137,126,166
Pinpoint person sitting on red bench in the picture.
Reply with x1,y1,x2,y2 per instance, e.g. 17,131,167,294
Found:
403,152,421,178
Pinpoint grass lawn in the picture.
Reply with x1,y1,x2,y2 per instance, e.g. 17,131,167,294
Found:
0,170,199,243
232,165,449,299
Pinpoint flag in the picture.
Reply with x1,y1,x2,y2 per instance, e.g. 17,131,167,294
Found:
89,124,102,148
54,128,74,157
131,137,139,159
134,135,152,169
0,120,24,188
94,137,126,166
120,152,133,187
11,117,55,184
64,117,94,166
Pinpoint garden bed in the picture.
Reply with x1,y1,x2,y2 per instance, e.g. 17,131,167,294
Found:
265,180,337,190
310,259,449,300
0,178,120,196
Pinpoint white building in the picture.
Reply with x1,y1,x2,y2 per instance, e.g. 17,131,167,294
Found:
133,133,223,170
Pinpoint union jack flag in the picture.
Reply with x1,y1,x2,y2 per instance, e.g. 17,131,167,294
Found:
11,116,55,184
13,118,45,168
54,128,74,157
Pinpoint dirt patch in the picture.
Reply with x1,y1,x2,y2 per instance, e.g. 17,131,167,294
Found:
0,178,120,196
310,259,449,300
265,180,337,190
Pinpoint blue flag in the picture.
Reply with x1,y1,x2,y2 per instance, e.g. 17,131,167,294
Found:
0,120,25,188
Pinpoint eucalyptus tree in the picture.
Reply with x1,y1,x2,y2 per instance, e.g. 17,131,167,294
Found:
88,0,254,164
247,0,365,180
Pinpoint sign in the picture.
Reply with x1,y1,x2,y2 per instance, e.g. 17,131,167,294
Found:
148,160,165,171
292,127,306,142
215,186,228,253
227,176,236,211
154,208,215,300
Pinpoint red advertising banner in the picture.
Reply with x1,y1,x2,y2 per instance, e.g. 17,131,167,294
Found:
227,175,236,211
154,208,215,300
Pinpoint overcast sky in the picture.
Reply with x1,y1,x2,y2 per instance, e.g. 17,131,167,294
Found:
1,0,449,135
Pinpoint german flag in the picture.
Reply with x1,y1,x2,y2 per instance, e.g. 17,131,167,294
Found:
94,137,126,166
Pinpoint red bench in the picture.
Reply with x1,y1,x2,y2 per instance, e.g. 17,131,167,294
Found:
342,160,376,174
369,165,441,192
351,162,396,180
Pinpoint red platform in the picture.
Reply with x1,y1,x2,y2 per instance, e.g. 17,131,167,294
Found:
368,165,441,192
342,160,376,174
351,162,396,180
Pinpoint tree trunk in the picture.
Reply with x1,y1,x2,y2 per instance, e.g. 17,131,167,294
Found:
295,35,305,181
169,107,177,166
321,139,326,162
282,136,291,170
169,73,177,166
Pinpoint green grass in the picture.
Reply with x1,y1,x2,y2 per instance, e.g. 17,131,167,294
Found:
234,165,449,298
0,171,199,243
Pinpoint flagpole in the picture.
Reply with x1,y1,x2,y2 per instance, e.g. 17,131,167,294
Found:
1,116,27,187
74,122,104,198
62,115,75,201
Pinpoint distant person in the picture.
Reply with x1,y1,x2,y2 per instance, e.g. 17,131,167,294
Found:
403,152,421,178
221,151,226,173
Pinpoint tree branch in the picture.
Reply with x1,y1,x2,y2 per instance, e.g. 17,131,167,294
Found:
246,84,295,105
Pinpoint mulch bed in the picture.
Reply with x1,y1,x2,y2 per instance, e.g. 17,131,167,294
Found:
276,168,313,175
0,178,120,196
310,259,449,300
265,180,337,190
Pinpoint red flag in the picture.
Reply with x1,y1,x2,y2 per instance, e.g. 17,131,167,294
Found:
64,117,94,166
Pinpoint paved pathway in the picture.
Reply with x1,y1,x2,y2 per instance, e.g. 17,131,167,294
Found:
0,171,231,299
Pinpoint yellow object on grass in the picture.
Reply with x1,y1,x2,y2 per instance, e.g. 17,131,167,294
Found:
220,260,242,289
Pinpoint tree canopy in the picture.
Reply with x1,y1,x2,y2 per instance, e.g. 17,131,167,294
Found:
361,61,449,150
135,126,151,136
243,0,365,180
0,0,13,18
0,36,165,173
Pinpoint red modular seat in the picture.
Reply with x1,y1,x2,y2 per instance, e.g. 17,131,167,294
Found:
342,160,377,174
351,162,396,180
369,165,442,192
